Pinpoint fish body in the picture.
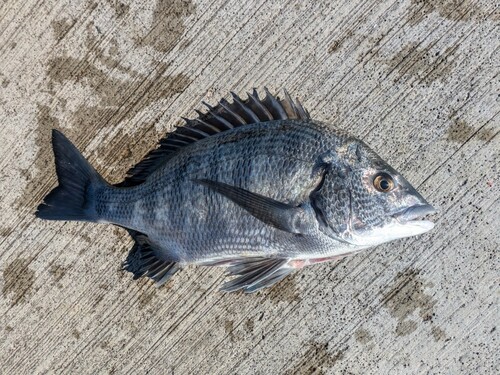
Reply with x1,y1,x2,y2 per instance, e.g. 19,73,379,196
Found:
37,89,435,292
99,120,351,262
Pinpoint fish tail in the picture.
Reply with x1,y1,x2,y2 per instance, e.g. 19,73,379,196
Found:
36,129,107,222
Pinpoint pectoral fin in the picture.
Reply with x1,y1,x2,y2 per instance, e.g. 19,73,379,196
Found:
194,179,306,234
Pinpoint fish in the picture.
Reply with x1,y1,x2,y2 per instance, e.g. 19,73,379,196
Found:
36,88,436,293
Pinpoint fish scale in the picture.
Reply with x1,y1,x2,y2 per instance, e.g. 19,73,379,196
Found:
36,89,435,293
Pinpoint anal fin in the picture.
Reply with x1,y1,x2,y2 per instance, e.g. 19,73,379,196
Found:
219,257,293,293
122,230,180,286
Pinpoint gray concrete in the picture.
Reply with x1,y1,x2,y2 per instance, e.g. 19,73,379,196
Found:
0,0,498,374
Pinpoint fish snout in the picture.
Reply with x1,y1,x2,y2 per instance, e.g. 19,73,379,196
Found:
393,204,436,223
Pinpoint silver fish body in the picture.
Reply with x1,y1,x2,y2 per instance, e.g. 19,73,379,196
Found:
37,89,435,292
98,120,353,262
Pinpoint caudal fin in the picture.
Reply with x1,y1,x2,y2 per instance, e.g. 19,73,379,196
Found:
36,130,107,222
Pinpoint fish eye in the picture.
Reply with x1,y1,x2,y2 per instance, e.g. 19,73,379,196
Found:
373,173,395,192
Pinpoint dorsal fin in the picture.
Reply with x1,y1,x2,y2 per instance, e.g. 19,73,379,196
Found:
115,88,310,187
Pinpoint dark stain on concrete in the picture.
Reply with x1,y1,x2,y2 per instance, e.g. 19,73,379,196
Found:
72,329,81,339
35,104,60,149
99,340,109,349
328,40,341,54
408,0,499,26
383,269,436,337
447,119,474,143
396,319,418,336
45,47,190,142
25,17,192,207
49,264,67,282
47,54,121,104
51,18,76,41
244,318,254,334
381,43,457,85
2,257,36,306
138,0,196,53
327,30,354,54
474,126,494,142
94,128,161,185
48,21,191,124
86,1,99,12
431,326,447,341
224,320,236,342
138,287,157,308
447,118,495,143
35,104,60,148
16,104,61,210
354,327,373,345
285,341,345,375
266,275,301,304
106,0,130,17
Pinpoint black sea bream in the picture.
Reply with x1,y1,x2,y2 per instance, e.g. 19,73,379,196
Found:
36,89,435,293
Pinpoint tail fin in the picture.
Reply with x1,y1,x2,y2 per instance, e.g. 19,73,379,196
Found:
36,129,107,222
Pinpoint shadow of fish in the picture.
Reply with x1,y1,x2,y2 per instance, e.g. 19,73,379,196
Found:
36,88,435,293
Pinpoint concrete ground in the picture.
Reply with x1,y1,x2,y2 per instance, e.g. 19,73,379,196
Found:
0,0,498,374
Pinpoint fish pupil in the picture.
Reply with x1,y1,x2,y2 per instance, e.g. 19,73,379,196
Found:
373,173,394,192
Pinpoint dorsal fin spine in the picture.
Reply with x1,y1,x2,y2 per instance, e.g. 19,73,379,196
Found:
283,89,299,118
219,98,246,125
193,118,222,133
116,89,310,187
210,113,234,129
161,138,190,146
248,90,273,120
231,92,261,123
171,132,199,142
264,87,288,119
295,97,309,118
199,105,234,130
179,120,211,137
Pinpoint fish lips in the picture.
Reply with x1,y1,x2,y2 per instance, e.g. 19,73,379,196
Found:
393,204,436,224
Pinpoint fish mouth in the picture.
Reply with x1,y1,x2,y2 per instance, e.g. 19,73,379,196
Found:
393,204,436,224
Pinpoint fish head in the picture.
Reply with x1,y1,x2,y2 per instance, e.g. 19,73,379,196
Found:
313,139,436,247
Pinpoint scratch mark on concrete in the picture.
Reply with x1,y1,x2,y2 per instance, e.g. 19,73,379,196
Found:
0,227,14,237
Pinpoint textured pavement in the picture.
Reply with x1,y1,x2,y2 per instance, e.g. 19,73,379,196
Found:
0,1,498,374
